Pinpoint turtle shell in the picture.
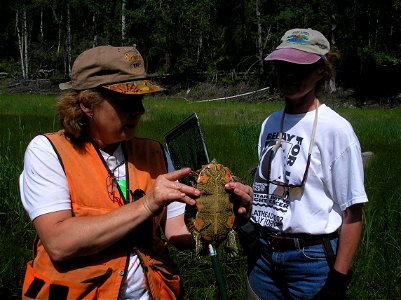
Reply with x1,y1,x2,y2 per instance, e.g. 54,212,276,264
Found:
186,159,238,256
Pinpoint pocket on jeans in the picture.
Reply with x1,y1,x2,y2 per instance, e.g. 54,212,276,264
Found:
300,244,327,260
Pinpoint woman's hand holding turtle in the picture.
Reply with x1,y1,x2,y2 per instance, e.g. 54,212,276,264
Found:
142,168,200,215
225,182,253,219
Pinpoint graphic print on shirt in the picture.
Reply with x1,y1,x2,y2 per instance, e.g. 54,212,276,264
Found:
251,130,306,230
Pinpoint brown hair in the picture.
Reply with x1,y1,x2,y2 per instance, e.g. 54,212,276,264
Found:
313,48,342,97
57,89,104,143
318,47,341,79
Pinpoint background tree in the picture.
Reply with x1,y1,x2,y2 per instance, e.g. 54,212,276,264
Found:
0,0,400,100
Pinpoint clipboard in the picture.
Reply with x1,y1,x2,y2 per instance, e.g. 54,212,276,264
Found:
164,113,209,185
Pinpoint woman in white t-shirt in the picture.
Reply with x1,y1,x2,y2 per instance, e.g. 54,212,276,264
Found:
19,46,253,300
246,29,368,300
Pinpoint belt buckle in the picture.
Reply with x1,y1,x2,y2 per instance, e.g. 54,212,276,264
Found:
267,234,291,251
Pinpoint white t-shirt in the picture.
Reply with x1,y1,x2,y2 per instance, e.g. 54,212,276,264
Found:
251,104,368,234
19,135,185,300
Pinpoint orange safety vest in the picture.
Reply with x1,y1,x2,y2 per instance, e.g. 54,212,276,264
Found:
22,130,184,300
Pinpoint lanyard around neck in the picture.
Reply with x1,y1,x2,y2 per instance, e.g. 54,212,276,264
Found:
271,98,319,156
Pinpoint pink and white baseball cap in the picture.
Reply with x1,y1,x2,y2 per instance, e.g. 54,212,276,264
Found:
265,28,330,64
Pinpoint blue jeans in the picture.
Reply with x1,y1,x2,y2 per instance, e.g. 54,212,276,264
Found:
248,236,338,300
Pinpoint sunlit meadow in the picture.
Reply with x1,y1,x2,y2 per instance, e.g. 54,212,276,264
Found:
1,94,400,299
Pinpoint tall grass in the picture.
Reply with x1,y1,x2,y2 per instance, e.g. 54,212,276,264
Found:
1,94,400,299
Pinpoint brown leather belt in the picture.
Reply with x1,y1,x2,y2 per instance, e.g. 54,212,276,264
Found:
258,227,338,251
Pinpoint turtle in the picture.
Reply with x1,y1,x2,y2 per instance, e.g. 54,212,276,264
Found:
186,159,239,257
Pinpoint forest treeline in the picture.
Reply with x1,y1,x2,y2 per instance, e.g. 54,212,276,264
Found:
1,0,401,100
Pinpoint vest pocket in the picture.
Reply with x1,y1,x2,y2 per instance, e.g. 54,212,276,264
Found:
22,260,112,300
150,264,181,299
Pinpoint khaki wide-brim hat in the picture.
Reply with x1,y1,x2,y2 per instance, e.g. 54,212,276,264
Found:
265,28,330,64
59,45,164,94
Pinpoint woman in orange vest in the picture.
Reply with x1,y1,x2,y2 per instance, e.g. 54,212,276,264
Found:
19,45,253,300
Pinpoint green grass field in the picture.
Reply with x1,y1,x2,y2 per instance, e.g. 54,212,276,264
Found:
1,94,401,299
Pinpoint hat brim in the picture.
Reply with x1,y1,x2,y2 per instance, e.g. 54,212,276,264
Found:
101,80,165,95
264,48,321,64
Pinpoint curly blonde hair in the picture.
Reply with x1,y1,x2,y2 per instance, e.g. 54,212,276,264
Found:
57,89,104,142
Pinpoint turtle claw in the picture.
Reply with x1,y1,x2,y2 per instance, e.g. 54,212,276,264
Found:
187,171,199,187
192,231,206,257
225,230,239,256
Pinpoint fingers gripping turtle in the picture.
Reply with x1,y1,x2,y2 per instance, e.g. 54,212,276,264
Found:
185,159,239,257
